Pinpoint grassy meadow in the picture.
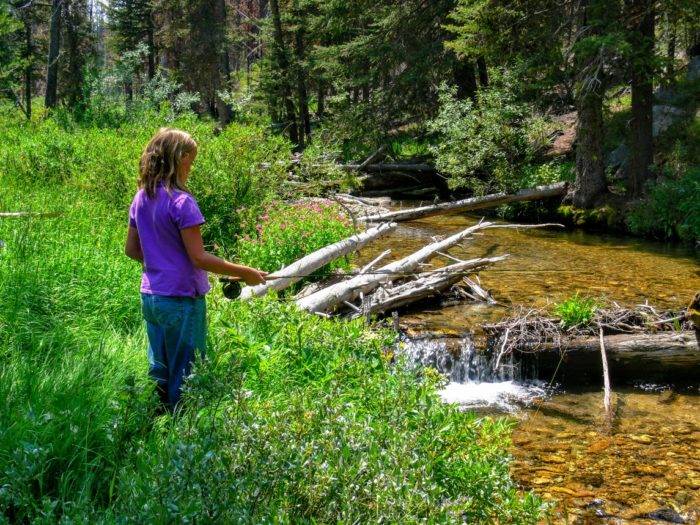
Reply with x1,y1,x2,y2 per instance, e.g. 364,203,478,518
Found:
0,107,543,523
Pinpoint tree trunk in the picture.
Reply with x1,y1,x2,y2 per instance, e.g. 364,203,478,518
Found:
23,16,32,120
240,222,397,299
216,0,233,126
519,331,698,385
356,257,507,317
45,0,62,109
294,27,311,146
269,0,299,147
665,15,676,82
453,58,477,100
572,87,607,207
62,0,86,110
316,80,325,118
570,0,607,208
362,183,567,223
476,56,489,87
146,11,156,80
628,0,655,197
296,222,556,315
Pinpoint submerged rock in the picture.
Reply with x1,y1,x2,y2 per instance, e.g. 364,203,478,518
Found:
643,507,686,524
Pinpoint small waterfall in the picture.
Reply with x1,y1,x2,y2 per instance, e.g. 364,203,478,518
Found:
400,334,547,411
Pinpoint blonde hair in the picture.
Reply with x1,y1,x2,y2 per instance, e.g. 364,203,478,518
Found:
139,128,197,198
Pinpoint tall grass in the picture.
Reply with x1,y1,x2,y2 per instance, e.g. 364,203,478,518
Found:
0,108,543,523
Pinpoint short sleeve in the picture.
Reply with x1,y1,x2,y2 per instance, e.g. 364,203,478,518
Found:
128,195,137,228
171,193,205,230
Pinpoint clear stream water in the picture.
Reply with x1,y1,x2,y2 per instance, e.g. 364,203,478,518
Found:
357,211,700,524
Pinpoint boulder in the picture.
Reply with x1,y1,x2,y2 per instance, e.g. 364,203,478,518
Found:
653,105,688,137
687,55,700,82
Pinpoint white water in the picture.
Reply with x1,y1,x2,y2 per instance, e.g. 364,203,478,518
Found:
438,380,546,412
400,335,548,412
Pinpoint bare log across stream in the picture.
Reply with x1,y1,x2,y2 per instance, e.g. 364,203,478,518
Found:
362,182,567,223
355,256,508,317
240,222,397,299
296,221,559,315
520,331,699,384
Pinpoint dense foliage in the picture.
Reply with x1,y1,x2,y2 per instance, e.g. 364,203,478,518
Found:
237,201,354,274
0,109,543,523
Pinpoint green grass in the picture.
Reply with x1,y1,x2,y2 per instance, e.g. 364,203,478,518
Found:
0,107,543,523
554,293,599,329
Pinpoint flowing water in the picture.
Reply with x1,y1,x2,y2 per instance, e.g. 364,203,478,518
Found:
357,210,700,523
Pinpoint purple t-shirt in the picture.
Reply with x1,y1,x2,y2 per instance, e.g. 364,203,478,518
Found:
129,186,211,297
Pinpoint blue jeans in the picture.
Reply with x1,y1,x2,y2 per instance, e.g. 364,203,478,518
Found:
141,293,207,408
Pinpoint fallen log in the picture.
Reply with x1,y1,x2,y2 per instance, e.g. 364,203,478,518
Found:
0,211,62,218
341,162,436,173
355,256,507,317
296,221,558,315
518,331,699,384
362,182,568,223
239,222,397,300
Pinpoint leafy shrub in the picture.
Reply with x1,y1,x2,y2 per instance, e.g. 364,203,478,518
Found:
428,76,552,194
626,167,700,244
237,201,354,277
554,293,598,329
0,104,290,249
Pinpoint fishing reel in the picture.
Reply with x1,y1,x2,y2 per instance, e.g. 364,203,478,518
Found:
220,277,243,300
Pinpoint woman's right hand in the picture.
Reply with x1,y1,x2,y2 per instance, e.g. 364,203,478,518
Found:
240,267,268,286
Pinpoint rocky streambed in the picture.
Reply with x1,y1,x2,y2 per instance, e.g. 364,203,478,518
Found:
355,209,699,523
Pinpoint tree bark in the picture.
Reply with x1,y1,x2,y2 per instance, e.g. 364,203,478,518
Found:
628,0,655,197
572,87,607,207
45,0,62,109
519,331,698,385
23,15,32,120
453,58,477,100
269,0,299,147
216,0,233,126
362,182,567,223
240,222,397,299
146,10,156,80
570,0,608,208
294,26,311,146
476,56,489,87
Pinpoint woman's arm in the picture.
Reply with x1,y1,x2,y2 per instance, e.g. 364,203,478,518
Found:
125,226,144,262
180,225,267,285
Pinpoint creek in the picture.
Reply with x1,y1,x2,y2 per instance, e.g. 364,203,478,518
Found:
356,210,700,523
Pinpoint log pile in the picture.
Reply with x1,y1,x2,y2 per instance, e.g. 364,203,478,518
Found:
236,218,560,319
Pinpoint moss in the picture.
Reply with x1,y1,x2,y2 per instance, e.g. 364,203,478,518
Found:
556,204,626,231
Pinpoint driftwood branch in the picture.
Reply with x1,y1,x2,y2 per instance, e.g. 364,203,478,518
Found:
240,222,397,300
362,182,568,223
599,327,612,417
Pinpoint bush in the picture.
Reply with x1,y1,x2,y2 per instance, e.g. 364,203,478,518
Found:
428,75,552,194
626,167,700,244
237,201,354,281
0,104,290,250
554,293,598,329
